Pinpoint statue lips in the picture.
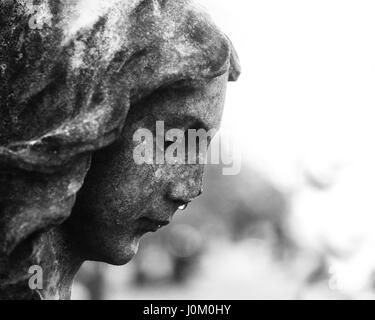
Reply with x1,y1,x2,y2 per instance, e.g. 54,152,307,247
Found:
135,217,170,234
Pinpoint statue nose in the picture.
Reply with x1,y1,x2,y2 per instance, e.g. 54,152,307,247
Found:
167,181,203,205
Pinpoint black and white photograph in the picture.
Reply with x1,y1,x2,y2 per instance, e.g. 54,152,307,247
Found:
1,0,375,306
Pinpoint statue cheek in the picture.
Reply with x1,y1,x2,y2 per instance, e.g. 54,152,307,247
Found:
205,74,230,128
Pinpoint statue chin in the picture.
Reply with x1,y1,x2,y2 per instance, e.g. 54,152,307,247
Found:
104,239,141,267
83,234,142,266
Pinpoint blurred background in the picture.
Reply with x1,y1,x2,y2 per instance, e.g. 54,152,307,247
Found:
72,0,375,300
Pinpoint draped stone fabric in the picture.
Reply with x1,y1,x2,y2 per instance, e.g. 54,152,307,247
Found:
0,0,239,171
0,0,240,295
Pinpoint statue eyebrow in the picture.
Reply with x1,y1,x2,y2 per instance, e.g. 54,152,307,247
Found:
187,119,211,132
164,117,211,132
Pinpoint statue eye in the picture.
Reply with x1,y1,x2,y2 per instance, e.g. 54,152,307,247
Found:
164,139,175,150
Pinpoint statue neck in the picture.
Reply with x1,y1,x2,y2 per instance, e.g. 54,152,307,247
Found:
0,226,83,300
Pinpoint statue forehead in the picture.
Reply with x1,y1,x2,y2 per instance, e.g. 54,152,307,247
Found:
147,75,229,130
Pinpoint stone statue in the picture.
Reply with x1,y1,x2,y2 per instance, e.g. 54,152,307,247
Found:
0,0,240,300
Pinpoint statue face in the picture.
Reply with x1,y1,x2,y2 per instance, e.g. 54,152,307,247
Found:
67,74,228,265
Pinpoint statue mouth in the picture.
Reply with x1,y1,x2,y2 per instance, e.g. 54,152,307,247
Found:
135,217,170,234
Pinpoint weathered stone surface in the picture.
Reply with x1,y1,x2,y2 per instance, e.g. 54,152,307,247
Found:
0,0,240,300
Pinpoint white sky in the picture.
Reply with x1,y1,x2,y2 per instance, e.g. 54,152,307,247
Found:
197,0,375,187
